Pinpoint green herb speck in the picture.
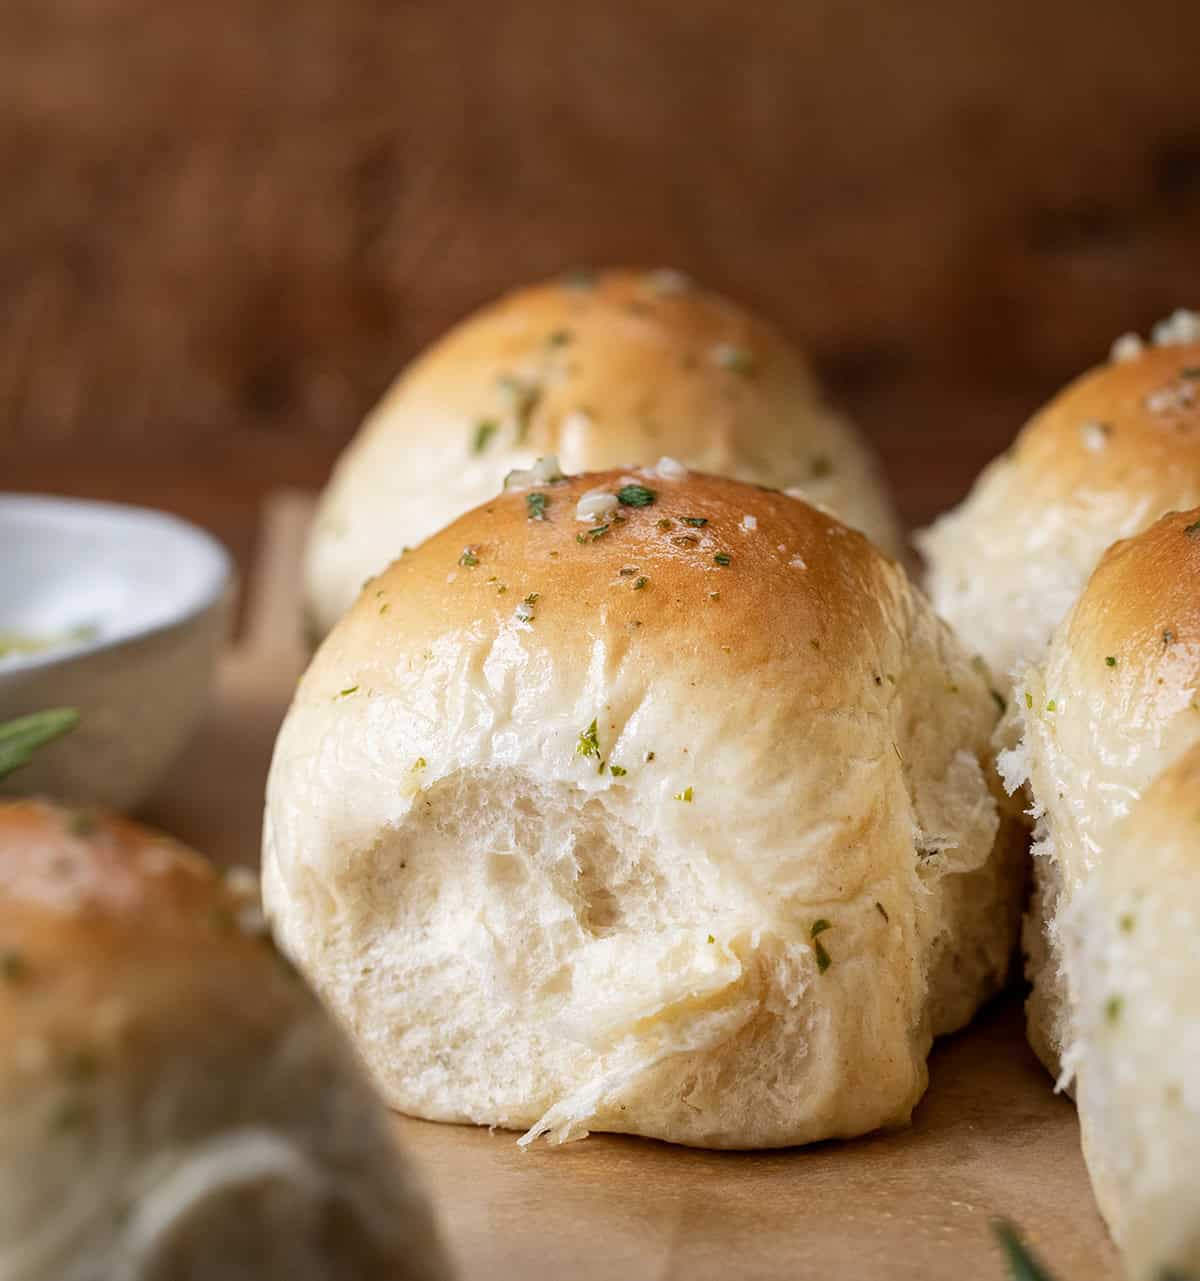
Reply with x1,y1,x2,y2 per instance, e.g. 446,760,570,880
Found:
713,552,732,566
561,266,596,290
617,484,656,508
1025,691,1034,709
472,420,499,454
814,938,832,974
681,516,707,527
991,1221,1057,1281
714,345,755,375
1105,995,1123,1025
526,492,549,521
1185,518,1200,536
459,547,480,568
674,786,694,802
1105,655,1117,668
609,764,627,777
576,719,601,760
633,576,649,590
811,919,832,937
577,524,610,543
338,685,359,698
1046,699,1058,712
412,757,427,772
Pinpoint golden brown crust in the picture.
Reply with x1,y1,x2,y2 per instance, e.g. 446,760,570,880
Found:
319,468,899,706
1009,343,1200,495
305,269,902,638
371,269,828,472
0,801,308,1057
1063,506,1200,681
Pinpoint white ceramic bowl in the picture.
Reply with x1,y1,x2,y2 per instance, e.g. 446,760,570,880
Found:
0,494,234,810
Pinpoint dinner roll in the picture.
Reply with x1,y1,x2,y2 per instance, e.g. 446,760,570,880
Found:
304,268,902,637
917,311,1200,684
0,801,450,1281
1000,509,1200,1279
265,465,1023,1150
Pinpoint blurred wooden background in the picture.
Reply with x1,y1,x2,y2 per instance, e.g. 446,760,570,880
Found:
3,0,1200,570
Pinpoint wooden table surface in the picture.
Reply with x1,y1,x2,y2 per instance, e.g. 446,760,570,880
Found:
4,0,1200,568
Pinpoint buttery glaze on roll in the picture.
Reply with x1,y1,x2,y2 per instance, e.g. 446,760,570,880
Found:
1001,509,1200,1280
304,268,902,637
0,801,451,1281
266,465,1023,1150
918,310,1200,684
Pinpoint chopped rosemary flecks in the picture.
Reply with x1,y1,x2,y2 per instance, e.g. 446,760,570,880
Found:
681,516,707,527
1025,692,1034,709
1105,655,1117,667
0,708,80,783
526,491,549,521
991,1221,1058,1281
561,266,596,290
609,764,627,776
707,933,715,944
337,685,359,698
577,524,610,543
1046,699,1058,712
515,593,539,622
618,566,638,576
497,375,542,443
459,547,480,568
656,517,673,531
876,902,889,922
68,810,96,837
713,552,732,566
616,484,656,508
633,576,649,590
674,786,694,802
576,719,601,760
472,419,499,454
714,344,755,375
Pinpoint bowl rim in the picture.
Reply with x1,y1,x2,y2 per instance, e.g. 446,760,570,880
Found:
0,492,234,676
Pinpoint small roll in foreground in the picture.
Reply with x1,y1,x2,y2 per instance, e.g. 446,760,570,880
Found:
0,802,450,1281
305,268,902,636
267,465,1023,1149
918,311,1200,684
1001,509,1200,1280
